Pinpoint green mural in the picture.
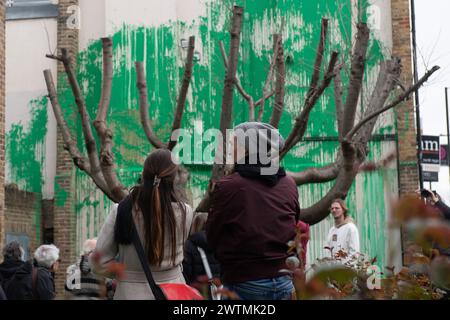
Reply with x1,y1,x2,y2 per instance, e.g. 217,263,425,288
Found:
6,0,397,269
6,95,47,243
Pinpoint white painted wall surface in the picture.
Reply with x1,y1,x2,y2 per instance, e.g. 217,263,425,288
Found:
79,0,105,51
80,0,206,50
5,18,58,199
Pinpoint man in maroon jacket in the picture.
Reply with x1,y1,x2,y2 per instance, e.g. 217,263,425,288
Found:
206,122,299,300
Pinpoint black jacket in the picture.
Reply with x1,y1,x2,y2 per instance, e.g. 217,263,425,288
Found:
434,200,450,257
0,258,25,283
435,200,450,221
34,267,56,300
0,284,6,300
3,261,55,300
182,231,220,285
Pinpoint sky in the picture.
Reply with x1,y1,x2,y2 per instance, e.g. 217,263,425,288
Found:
414,0,450,201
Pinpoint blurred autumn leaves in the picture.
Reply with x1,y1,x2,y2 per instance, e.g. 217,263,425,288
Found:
284,194,450,300
86,193,450,300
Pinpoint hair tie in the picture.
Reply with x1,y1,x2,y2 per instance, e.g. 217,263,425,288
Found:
153,176,161,187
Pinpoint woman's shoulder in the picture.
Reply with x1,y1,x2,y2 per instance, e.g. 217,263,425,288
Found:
172,201,192,210
171,202,194,230
172,202,194,216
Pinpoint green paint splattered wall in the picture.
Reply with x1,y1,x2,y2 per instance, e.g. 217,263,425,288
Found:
5,96,48,244
6,0,399,269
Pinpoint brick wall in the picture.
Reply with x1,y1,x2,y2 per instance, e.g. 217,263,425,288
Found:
391,0,420,265
391,0,419,195
0,0,6,251
54,0,79,298
4,185,39,261
41,199,54,244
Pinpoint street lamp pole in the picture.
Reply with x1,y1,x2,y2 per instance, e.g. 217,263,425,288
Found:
445,88,450,188
410,0,424,189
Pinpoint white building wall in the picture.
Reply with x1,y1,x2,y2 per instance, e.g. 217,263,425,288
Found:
5,18,57,199
79,0,205,50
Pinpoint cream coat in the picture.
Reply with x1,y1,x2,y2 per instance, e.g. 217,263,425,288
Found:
94,202,193,300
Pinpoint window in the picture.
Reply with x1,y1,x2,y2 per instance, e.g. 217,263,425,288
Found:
6,0,58,21
5,233,30,261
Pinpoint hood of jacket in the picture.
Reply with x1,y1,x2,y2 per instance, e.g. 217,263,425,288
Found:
234,163,286,187
0,258,26,280
9,261,33,280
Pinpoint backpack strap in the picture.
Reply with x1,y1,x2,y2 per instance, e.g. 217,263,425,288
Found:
197,246,213,281
116,198,166,300
31,267,39,300
130,220,167,300
114,195,134,245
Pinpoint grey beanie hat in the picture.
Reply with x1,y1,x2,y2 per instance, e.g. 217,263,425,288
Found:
233,122,285,155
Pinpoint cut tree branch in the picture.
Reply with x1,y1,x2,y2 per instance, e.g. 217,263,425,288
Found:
96,38,113,124
287,156,342,185
358,151,396,173
346,65,440,142
43,70,115,201
299,141,357,225
95,121,129,202
91,39,129,202
270,33,285,128
168,36,196,150
43,70,89,172
135,62,166,149
307,18,328,98
354,58,402,144
255,91,276,106
211,5,243,182
334,64,344,140
341,22,370,136
47,47,109,195
219,40,255,121
257,33,281,122
281,51,339,158
220,32,280,123
197,6,244,212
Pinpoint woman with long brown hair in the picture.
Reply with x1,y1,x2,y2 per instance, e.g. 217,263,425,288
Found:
94,149,193,299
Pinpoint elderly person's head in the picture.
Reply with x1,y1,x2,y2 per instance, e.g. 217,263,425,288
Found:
82,238,97,256
2,241,25,261
190,212,208,235
34,244,60,271
232,122,285,166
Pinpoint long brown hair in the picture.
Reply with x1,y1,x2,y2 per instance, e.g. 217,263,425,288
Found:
331,198,349,217
130,149,186,266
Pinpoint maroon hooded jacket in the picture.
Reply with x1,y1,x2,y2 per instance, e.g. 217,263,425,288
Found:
206,172,300,284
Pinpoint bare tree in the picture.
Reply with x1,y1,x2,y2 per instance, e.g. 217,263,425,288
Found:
43,6,439,225
44,35,196,203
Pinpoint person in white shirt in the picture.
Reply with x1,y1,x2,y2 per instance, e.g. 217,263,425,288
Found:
325,199,360,260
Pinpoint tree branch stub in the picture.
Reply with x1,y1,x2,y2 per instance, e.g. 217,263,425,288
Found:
135,61,166,149
168,36,196,151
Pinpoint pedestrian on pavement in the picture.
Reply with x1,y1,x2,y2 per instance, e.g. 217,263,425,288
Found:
206,122,299,300
183,212,221,294
420,189,450,257
93,149,194,299
325,199,360,260
32,244,60,299
66,238,114,299
0,241,26,286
